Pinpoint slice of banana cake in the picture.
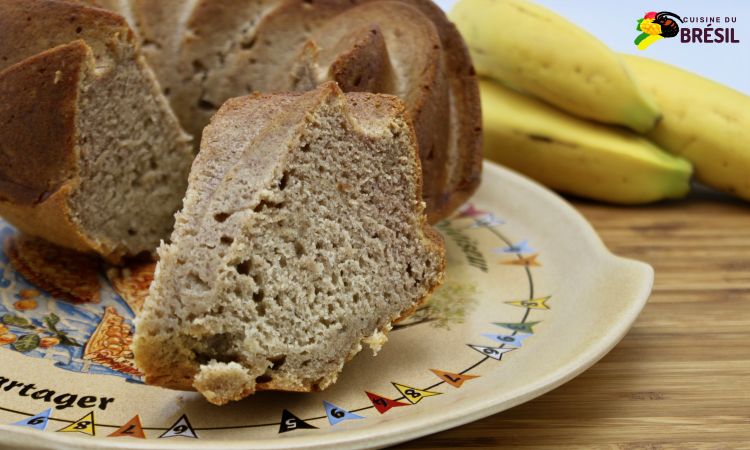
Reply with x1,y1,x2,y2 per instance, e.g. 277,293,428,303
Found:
0,1,193,262
133,82,445,405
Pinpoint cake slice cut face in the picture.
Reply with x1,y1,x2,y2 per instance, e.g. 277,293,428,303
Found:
133,82,446,405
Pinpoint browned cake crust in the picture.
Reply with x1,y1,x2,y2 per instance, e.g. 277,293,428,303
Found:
0,0,115,253
4,234,101,304
400,0,483,221
0,41,101,254
0,0,133,74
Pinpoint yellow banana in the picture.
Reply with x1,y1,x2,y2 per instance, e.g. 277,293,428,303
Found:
480,78,692,204
622,55,750,201
451,0,660,133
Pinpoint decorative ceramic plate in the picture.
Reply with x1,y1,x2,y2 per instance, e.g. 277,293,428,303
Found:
0,161,652,449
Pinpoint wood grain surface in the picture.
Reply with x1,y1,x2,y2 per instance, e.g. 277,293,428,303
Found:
397,188,750,449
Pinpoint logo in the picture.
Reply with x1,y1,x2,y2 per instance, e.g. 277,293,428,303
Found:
635,11,683,50
635,11,741,50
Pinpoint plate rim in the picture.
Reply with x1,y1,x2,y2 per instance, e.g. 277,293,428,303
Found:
0,161,654,450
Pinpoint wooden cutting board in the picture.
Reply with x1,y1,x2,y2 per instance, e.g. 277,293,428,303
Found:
398,188,750,449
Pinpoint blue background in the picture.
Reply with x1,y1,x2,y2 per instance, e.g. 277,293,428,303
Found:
437,0,750,94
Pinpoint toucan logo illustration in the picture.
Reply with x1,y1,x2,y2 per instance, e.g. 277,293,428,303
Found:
635,11,683,50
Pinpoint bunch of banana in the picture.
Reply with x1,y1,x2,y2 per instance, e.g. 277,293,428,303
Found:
450,0,660,133
451,0,750,205
623,55,750,201
480,79,691,204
